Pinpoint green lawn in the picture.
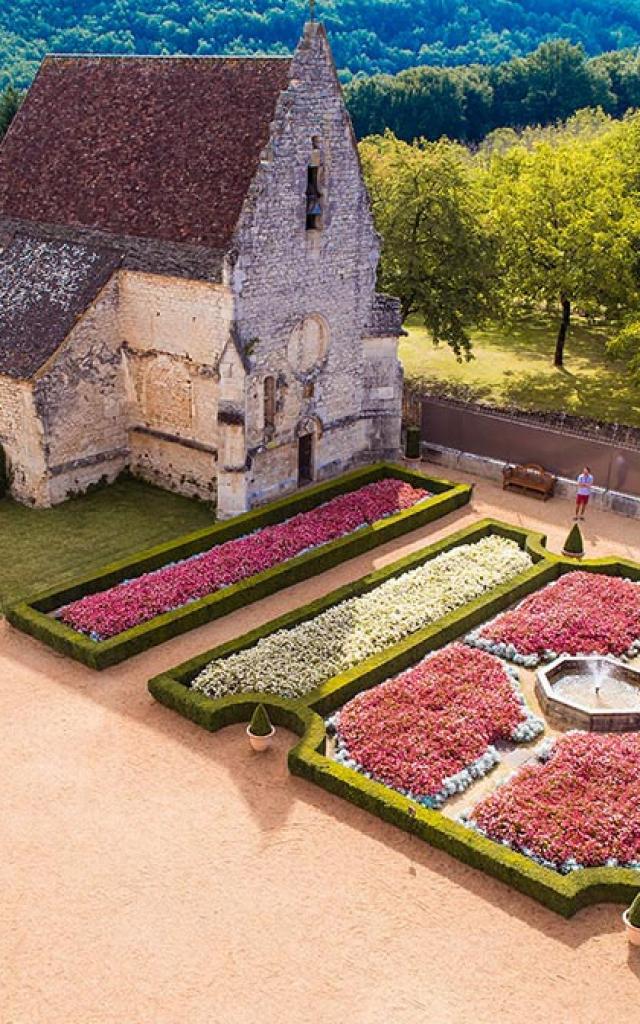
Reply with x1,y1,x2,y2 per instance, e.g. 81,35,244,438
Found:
0,478,215,611
400,314,640,428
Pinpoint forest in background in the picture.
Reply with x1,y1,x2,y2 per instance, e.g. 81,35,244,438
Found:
3,0,640,88
4,38,640,148
347,42,640,142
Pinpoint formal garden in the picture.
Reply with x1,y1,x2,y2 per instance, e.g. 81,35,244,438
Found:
143,512,640,919
7,464,470,668
6,463,640,925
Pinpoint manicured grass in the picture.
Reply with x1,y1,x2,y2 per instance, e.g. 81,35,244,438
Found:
0,479,214,611
400,314,640,427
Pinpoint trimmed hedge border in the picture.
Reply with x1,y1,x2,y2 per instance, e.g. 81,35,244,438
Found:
148,519,640,916
6,462,470,670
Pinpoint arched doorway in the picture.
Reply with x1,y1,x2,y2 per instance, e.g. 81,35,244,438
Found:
296,416,322,485
298,432,314,484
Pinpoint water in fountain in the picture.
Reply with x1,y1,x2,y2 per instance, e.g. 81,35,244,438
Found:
553,660,640,711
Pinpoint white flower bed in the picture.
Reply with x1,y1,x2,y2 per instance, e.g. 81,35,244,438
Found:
191,535,533,701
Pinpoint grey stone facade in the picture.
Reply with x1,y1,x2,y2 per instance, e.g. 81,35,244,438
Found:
219,22,403,513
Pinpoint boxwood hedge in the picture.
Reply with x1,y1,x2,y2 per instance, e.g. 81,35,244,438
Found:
7,462,470,669
148,520,640,916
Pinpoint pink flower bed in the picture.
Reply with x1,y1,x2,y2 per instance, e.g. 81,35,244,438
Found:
467,732,640,870
330,644,542,808
57,478,431,640
470,571,640,664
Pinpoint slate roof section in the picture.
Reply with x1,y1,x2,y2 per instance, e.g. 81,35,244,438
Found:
0,55,292,249
0,235,121,379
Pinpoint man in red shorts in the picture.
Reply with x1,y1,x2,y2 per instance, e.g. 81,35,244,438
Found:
574,465,594,520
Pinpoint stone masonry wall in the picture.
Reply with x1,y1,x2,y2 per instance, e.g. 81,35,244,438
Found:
33,276,128,504
5,270,232,507
361,334,404,455
229,22,394,508
119,271,231,499
0,375,48,503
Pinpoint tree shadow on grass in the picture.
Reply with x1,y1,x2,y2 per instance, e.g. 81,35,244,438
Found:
498,321,609,362
406,315,635,425
500,369,640,426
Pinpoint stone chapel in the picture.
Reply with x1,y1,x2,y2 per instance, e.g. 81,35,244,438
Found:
0,21,403,518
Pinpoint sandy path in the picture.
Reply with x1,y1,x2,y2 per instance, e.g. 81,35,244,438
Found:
2,466,640,1024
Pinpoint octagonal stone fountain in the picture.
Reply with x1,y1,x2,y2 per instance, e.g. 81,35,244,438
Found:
536,656,640,732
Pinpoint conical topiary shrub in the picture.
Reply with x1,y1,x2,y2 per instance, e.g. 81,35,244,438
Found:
562,523,584,559
247,703,275,752
405,425,421,460
248,703,273,737
628,892,640,929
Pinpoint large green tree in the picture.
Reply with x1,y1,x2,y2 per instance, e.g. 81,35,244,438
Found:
487,114,640,367
346,40,626,144
491,40,614,129
360,131,500,360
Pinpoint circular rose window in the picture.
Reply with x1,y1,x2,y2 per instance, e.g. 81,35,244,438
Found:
287,315,328,373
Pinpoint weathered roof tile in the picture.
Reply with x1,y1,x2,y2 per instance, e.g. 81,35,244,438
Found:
0,56,291,248
0,235,121,379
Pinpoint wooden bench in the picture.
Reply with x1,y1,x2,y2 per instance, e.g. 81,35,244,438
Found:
502,462,555,501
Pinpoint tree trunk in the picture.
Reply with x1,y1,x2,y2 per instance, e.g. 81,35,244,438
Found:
554,298,571,368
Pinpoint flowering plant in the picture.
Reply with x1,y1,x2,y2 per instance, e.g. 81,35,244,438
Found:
467,571,640,667
191,535,532,701
328,644,543,808
464,731,640,872
57,478,431,640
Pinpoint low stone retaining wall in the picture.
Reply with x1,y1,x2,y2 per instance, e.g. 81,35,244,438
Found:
423,442,640,519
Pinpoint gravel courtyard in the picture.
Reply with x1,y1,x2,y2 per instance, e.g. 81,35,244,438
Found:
2,466,640,1024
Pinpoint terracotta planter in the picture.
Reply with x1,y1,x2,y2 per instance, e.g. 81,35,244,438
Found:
246,724,275,752
623,909,640,945
562,549,583,559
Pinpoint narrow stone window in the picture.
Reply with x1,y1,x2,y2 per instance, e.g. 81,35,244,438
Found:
264,375,276,435
306,137,323,231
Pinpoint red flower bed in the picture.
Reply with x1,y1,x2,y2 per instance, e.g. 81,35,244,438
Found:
57,478,430,640
332,644,541,806
473,571,640,662
468,732,640,870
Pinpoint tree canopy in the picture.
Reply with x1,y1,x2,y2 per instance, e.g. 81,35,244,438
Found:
486,113,640,366
360,112,640,368
360,132,500,359
3,1,640,88
0,84,21,138
346,41,640,144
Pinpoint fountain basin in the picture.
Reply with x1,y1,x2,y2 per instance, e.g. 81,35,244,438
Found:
536,656,640,732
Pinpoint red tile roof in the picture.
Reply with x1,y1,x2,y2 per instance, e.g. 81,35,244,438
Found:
0,56,291,248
